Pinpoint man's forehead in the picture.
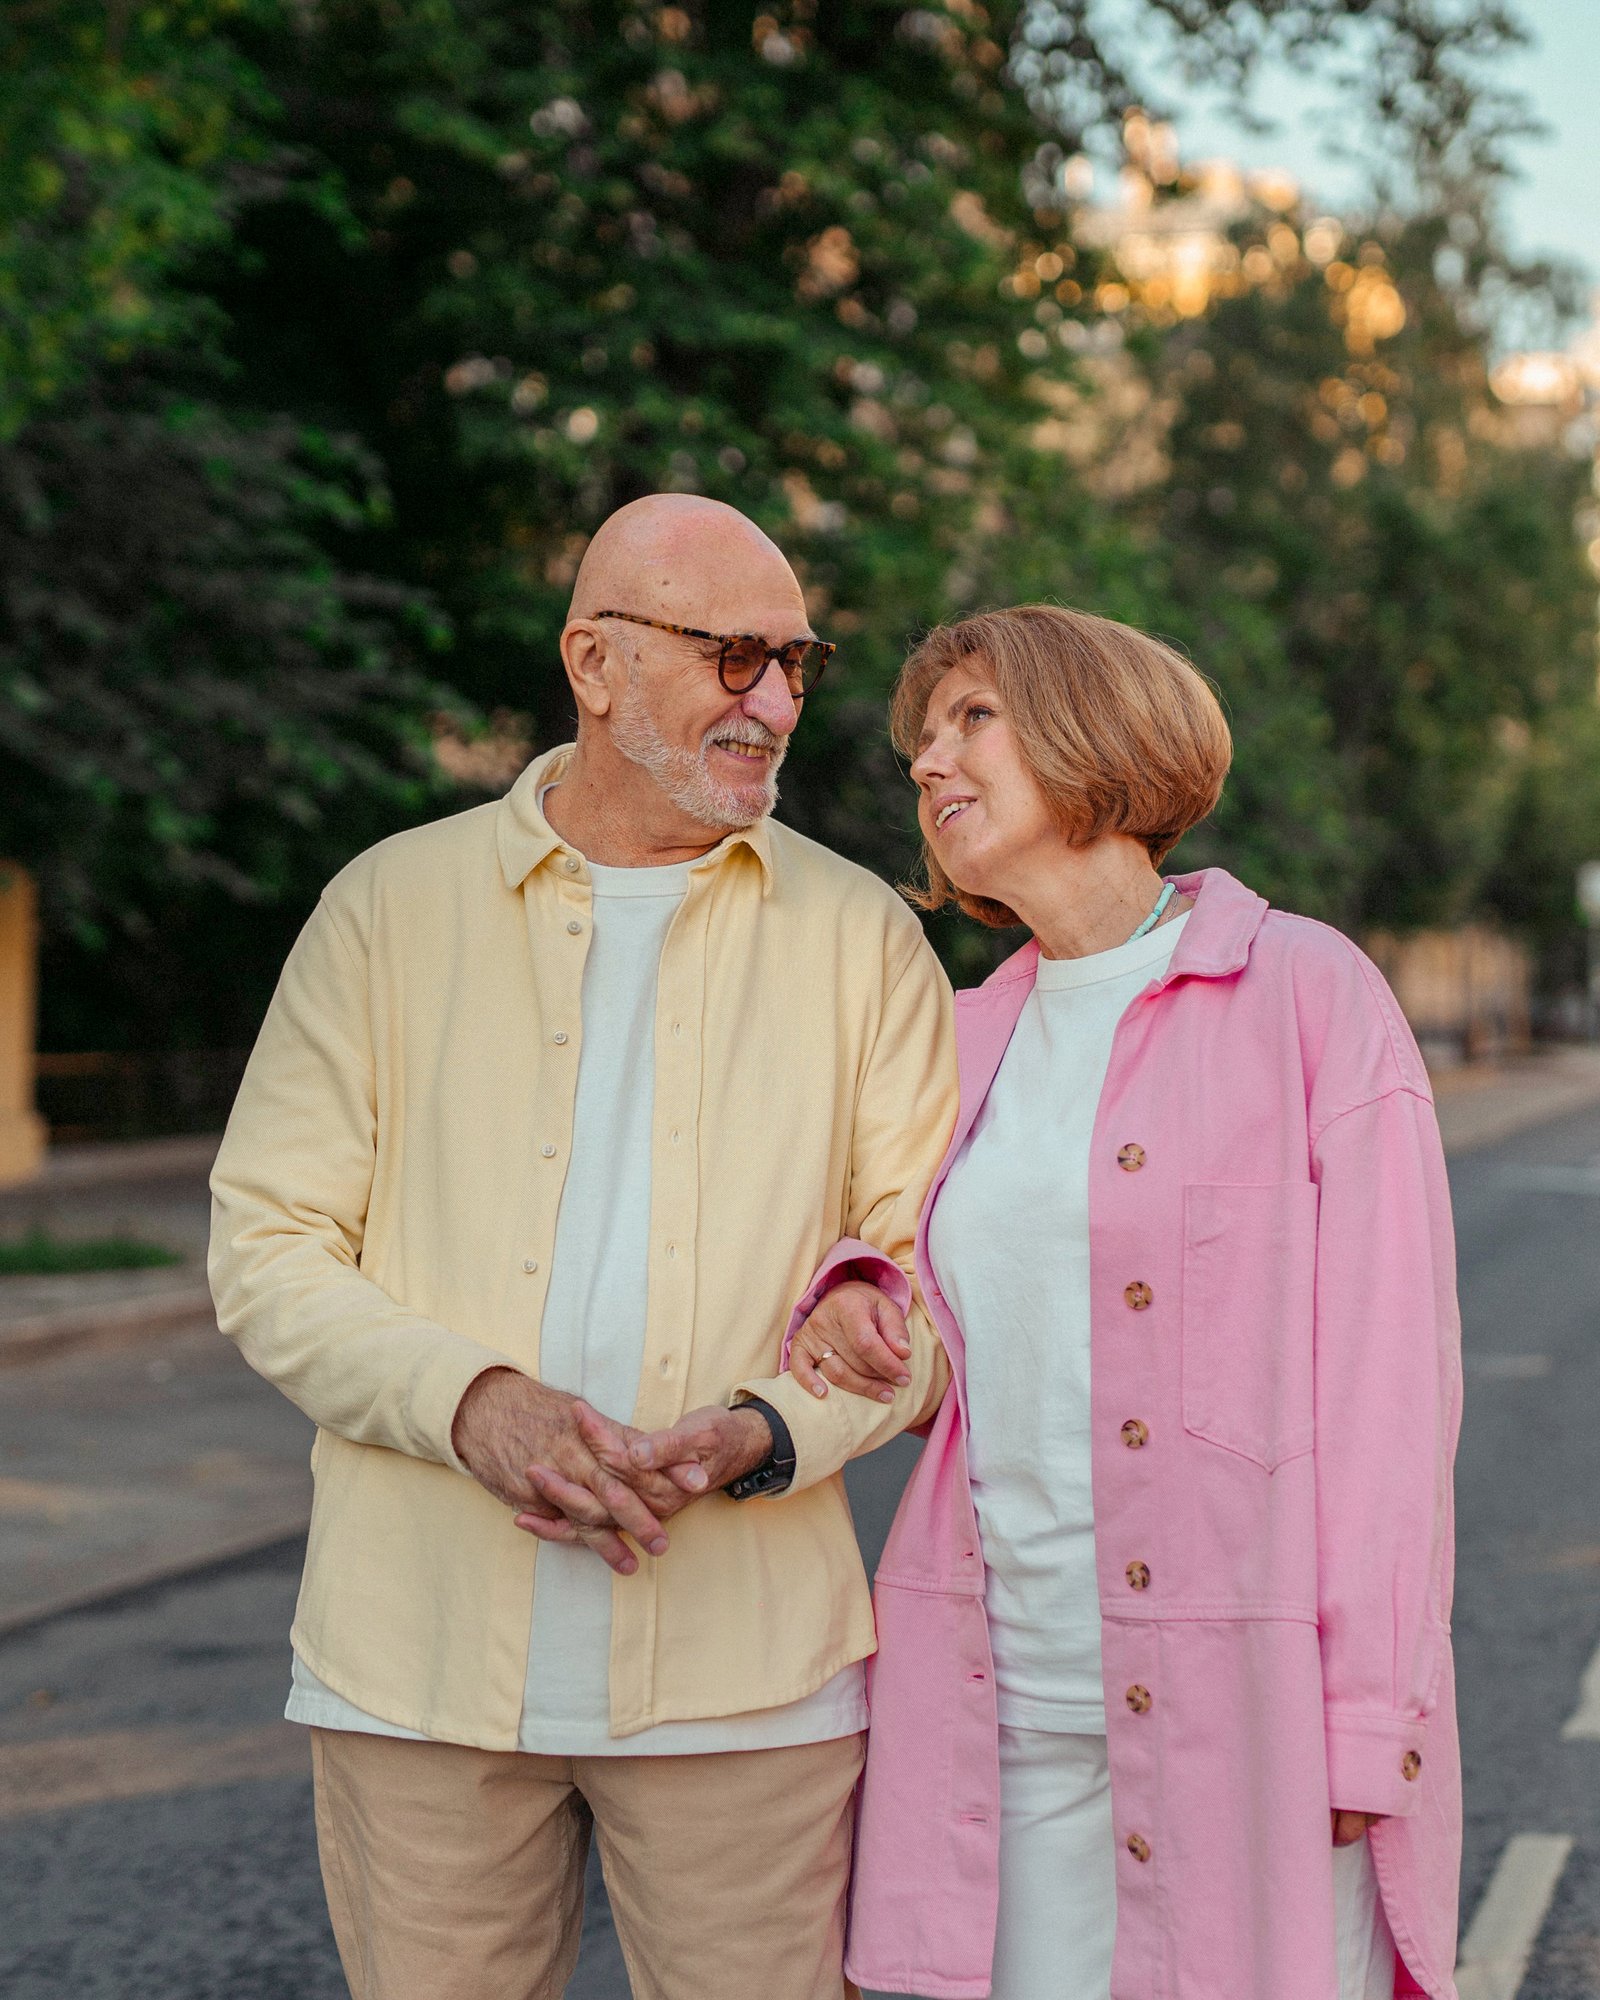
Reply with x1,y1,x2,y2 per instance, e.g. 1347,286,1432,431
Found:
635,572,814,638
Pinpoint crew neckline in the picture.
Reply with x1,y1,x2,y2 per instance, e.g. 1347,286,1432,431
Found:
585,855,696,898
1033,909,1190,991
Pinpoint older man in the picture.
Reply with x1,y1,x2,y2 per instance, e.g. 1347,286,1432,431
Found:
208,494,956,2000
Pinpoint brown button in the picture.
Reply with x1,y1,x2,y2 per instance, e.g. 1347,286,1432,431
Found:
1401,1750,1422,1781
1124,1281,1153,1311
1117,1144,1146,1172
1121,1419,1149,1449
1126,1561,1150,1590
1126,1833,1151,1862
1126,1684,1152,1713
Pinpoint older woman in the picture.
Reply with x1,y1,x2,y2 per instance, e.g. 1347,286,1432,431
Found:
788,605,1462,2000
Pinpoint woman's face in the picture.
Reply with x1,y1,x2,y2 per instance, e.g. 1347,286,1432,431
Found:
909,662,1062,906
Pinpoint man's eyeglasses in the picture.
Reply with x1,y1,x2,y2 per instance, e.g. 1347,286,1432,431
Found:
594,611,834,701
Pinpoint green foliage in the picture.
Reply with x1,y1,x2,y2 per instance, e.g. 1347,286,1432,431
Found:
0,0,267,436
3,0,1596,1047
0,1228,182,1274
0,0,460,1025
1121,199,1595,931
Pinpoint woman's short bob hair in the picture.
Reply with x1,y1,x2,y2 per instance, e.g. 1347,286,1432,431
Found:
890,603,1232,930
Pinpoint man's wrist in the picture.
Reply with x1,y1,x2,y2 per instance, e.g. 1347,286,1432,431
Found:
724,1397,797,1499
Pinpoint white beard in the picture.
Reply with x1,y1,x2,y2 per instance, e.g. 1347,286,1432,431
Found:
610,670,786,829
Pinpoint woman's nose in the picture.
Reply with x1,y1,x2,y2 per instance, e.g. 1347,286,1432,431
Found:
911,737,950,787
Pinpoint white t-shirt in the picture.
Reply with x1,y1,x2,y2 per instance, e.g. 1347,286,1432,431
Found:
288,848,864,1754
927,912,1188,1733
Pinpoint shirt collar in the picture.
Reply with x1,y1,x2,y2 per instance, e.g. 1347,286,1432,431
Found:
964,864,1269,1002
496,742,776,895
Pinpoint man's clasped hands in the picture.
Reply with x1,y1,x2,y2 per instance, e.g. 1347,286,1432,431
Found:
450,1279,913,1574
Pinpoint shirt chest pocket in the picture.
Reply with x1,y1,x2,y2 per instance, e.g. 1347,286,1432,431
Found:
1180,1181,1319,1471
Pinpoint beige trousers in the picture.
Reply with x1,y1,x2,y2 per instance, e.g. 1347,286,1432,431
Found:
310,1726,866,2000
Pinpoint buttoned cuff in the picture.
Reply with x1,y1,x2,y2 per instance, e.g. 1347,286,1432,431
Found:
1325,1709,1430,1818
778,1238,914,1371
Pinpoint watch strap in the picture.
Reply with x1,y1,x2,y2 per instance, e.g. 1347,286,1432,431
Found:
725,1395,797,1499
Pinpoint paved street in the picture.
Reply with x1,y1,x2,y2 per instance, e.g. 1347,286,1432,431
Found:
1,1101,1599,1998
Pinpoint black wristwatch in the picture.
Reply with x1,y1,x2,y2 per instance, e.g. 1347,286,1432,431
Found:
724,1396,798,1500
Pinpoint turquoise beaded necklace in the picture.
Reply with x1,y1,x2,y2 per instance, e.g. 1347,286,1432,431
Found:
1124,880,1177,944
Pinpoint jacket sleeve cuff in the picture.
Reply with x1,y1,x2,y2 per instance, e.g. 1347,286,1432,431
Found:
778,1238,913,1370
1325,1710,1431,1818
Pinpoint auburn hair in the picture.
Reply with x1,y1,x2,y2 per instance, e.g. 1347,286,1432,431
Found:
890,604,1232,928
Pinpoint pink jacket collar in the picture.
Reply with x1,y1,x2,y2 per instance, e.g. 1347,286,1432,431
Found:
945,867,1269,1147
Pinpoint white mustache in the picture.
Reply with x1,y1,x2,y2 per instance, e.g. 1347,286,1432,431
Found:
706,720,783,753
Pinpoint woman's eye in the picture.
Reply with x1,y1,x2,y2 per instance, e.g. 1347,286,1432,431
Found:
963,703,993,724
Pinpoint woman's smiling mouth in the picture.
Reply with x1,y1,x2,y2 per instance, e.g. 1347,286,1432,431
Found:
934,798,974,830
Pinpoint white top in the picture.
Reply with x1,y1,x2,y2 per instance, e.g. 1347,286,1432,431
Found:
927,912,1189,1732
289,846,864,1754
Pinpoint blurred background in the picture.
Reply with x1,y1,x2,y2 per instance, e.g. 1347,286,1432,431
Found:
2,3,1599,1997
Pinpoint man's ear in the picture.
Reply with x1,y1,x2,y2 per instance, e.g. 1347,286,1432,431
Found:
560,620,619,719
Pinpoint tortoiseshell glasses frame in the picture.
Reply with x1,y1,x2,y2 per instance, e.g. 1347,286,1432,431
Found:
593,610,835,700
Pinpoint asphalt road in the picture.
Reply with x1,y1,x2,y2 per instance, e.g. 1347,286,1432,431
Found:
2,1104,1598,2000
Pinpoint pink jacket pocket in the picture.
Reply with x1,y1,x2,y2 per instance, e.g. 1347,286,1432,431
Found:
1181,1181,1319,1470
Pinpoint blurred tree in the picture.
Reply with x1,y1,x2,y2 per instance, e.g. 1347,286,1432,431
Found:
1100,185,1594,933
4,0,1585,1054
0,0,455,1044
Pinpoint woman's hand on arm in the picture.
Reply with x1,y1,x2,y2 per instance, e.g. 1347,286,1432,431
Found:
1331,1810,1384,1847
788,1278,914,1404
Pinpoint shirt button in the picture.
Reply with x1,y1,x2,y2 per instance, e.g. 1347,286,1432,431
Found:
1117,1143,1146,1172
1126,1684,1152,1713
672,1021,682,1037
1126,1833,1152,1863
566,919,583,935
552,1031,569,1045
659,1355,674,1375
666,1243,677,1259
1121,1419,1149,1449
670,1129,681,1144
521,1258,539,1273
1125,1282,1153,1311
1126,1561,1151,1591
541,1143,557,1158
562,857,579,873
1401,1750,1422,1781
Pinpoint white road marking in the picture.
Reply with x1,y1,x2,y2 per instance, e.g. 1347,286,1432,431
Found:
1464,1354,1552,1381
1501,1163,1600,1195
1454,1833,1572,2000
1560,1636,1600,1740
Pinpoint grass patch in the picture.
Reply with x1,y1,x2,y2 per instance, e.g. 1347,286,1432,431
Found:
0,1230,184,1276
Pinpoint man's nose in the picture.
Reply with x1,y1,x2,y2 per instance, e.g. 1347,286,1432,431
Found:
741,663,801,737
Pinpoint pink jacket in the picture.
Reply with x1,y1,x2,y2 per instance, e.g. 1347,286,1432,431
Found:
798,869,1463,2000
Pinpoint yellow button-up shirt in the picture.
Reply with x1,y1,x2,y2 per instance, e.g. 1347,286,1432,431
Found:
209,746,957,1749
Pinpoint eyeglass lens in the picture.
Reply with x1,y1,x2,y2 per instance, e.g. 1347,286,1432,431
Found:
719,638,824,696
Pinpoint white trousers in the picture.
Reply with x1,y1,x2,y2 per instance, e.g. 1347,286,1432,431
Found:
987,1727,1397,2000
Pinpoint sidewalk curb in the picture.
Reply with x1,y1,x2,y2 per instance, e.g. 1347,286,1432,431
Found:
0,1514,311,1644
0,1286,217,1370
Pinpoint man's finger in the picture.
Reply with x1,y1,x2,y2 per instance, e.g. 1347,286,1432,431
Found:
523,1475,641,1575
527,1464,614,1527
591,1473,671,1557
514,1509,580,1542
628,1421,720,1473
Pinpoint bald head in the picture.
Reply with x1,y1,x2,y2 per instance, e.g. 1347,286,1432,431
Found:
567,494,805,632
